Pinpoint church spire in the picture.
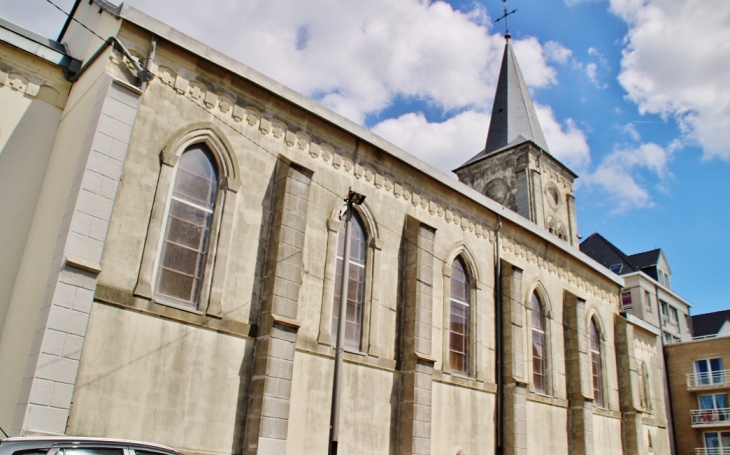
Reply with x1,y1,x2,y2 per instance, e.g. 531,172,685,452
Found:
454,26,549,171
484,37,549,155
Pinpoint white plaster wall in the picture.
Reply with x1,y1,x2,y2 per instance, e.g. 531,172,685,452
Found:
0,84,62,337
67,303,251,455
593,414,624,455
0,65,100,433
431,381,496,455
525,400,568,454
287,353,394,455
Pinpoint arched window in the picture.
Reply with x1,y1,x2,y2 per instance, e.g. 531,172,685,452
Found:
532,292,547,393
590,318,605,407
332,211,367,351
154,143,218,308
449,257,470,375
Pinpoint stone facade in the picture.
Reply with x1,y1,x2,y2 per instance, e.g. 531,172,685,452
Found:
0,3,673,455
454,143,579,247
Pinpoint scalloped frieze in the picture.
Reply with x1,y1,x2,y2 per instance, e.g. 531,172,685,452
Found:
153,63,615,308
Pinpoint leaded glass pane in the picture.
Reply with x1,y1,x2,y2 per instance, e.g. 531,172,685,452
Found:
531,293,546,393
155,144,217,308
332,211,366,351
590,319,604,407
449,257,469,375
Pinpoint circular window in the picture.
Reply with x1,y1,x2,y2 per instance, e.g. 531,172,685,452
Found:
546,184,561,209
484,179,510,204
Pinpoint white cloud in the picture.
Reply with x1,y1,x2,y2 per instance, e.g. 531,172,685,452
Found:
124,0,512,123
565,0,603,5
371,110,489,175
610,0,730,161
621,123,641,141
584,142,674,213
535,105,591,171
544,41,572,64
512,37,558,88
120,0,567,126
586,63,599,86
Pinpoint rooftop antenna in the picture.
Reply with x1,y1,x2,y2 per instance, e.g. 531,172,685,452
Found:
494,0,517,40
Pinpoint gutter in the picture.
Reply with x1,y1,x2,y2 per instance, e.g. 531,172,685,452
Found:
64,36,152,87
495,216,504,455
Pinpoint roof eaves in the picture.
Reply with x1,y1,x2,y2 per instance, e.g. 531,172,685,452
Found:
113,4,624,288
0,18,81,71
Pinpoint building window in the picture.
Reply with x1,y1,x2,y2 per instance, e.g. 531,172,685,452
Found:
660,301,669,326
696,394,730,426
531,292,547,393
704,431,730,453
449,257,470,375
331,211,367,351
621,291,633,311
590,318,605,407
668,306,679,326
154,143,218,308
658,269,671,289
610,264,623,274
699,393,728,411
644,291,652,312
695,358,725,386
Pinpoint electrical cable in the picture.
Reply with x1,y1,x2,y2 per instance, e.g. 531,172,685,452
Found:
43,0,698,388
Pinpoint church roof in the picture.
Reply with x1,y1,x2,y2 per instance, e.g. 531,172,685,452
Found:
457,37,549,170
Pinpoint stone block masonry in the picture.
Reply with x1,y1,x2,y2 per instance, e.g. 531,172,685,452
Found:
243,158,313,455
397,216,436,455
13,79,141,436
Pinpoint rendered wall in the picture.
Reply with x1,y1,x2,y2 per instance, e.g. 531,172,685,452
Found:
6,12,631,455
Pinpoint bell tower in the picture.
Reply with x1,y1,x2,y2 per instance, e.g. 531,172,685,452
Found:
454,32,579,246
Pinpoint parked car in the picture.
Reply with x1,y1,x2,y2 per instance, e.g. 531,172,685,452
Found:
0,437,183,455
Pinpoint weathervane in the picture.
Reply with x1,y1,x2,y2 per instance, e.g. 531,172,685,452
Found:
494,0,517,39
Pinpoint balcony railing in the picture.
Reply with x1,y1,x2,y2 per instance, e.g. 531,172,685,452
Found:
695,449,730,455
687,370,730,389
691,408,730,426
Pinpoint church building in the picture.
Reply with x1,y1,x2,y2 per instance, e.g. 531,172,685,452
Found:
0,2,671,454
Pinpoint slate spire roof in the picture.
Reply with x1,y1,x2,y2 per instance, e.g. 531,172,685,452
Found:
457,36,549,169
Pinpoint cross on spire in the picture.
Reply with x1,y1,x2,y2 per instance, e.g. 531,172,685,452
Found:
494,0,517,39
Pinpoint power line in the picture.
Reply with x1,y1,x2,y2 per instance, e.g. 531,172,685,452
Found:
45,0,692,386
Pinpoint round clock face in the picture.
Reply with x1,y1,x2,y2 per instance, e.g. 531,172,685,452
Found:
485,179,510,204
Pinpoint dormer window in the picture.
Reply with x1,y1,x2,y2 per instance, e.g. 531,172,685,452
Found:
658,269,671,288
610,264,623,274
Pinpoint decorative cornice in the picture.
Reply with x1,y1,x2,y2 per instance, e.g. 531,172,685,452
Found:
146,59,618,309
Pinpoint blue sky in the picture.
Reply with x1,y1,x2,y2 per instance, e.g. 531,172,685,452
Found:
2,0,728,315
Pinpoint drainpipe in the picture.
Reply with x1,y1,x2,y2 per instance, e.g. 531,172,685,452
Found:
495,216,504,455
140,35,157,91
536,149,545,226
656,284,677,455
64,36,153,89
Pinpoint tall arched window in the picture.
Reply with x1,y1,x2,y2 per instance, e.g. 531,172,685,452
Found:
590,318,605,407
532,293,547,393
450,257,470,375
154,143,218,308
332,211,367,351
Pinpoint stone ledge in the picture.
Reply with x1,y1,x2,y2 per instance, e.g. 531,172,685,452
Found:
94,284,254,339
526,391,569,408
64,255,101,274
593,406,622,420
296,336,396,371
